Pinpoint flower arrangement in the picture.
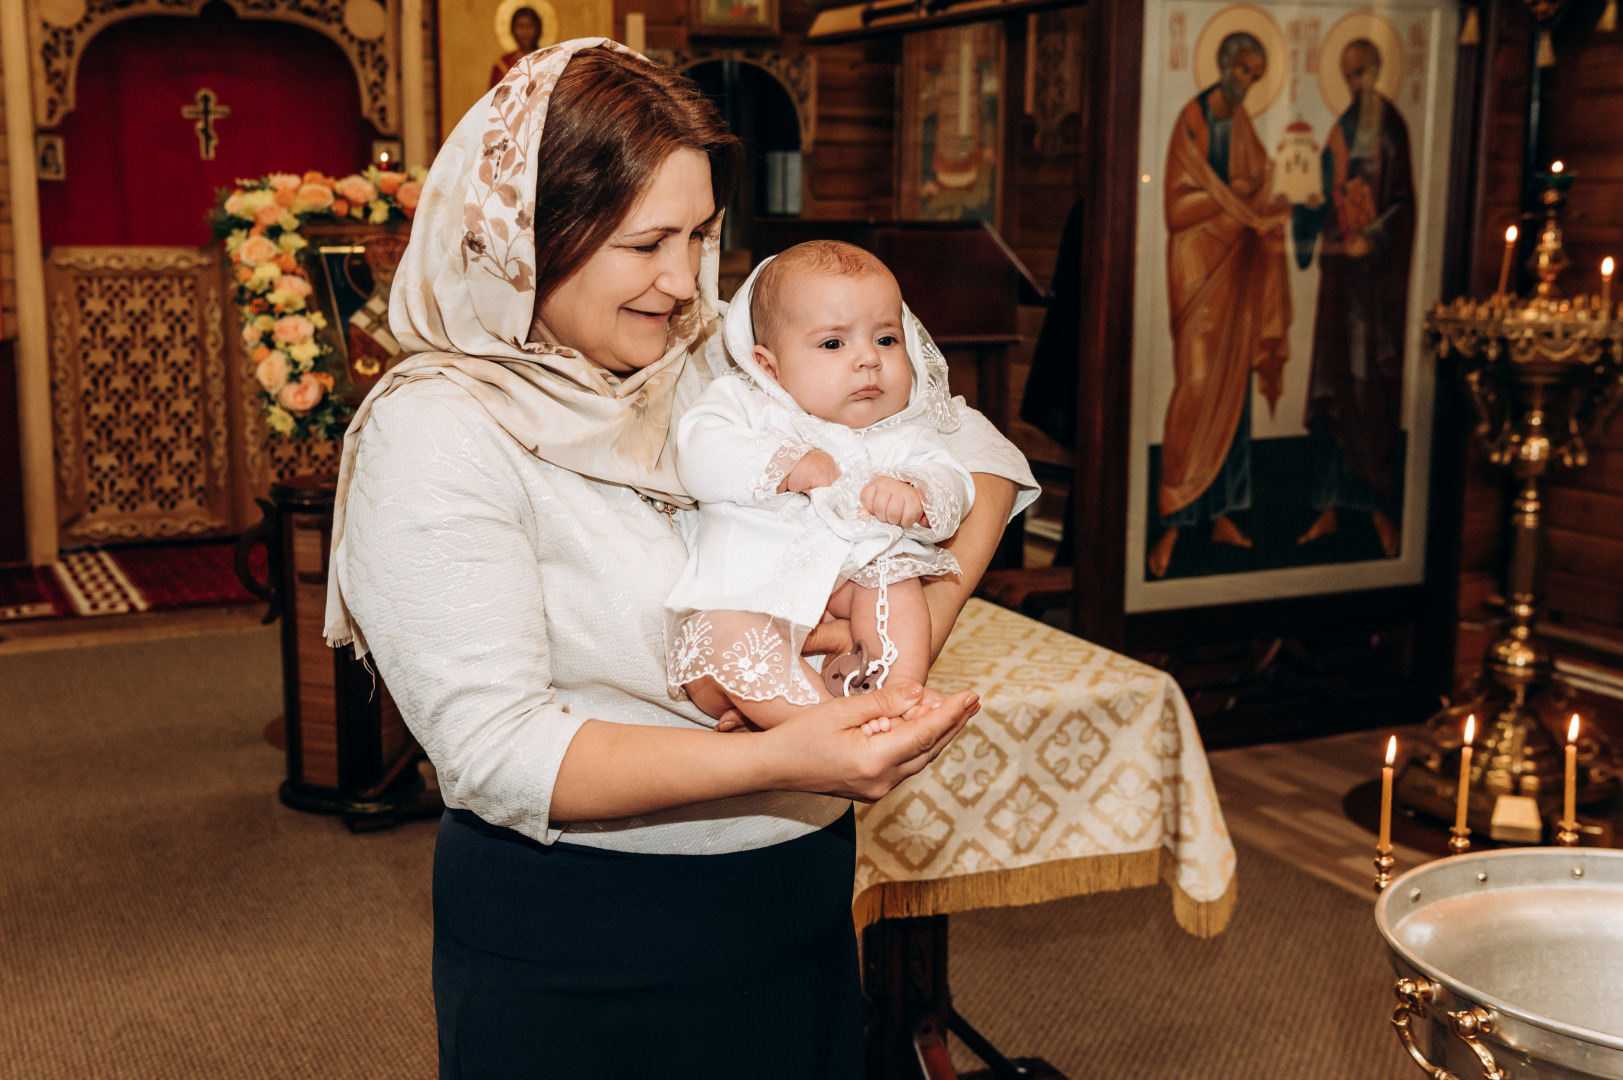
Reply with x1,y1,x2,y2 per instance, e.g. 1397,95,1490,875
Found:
211,165,426,440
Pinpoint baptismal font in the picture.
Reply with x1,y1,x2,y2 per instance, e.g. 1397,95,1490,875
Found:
1395,164,1623,841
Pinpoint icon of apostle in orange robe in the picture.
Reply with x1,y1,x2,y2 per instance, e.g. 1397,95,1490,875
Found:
1148,32,1292,579
1290,39,1414,559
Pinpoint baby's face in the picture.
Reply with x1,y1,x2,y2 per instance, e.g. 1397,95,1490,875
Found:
753,270,911,428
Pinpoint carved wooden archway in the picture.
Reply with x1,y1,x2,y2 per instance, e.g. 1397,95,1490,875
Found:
654,46,816,149
28,0,400,133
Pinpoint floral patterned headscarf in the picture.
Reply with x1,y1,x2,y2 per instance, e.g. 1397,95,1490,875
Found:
326,38,722,652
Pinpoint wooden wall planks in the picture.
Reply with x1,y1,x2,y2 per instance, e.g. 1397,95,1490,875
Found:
1452,10,1623,715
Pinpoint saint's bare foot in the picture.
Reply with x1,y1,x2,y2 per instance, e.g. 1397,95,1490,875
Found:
1372,510,1400,557
1210,516,1253,548
1148,528,1179,578
1297,508,1338,545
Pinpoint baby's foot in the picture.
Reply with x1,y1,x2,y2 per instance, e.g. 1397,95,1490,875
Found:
859,684,944,735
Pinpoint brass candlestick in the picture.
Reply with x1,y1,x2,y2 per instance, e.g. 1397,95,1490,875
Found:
1410,168,1623,833
1374,849,1395,892
1448,825,1473,856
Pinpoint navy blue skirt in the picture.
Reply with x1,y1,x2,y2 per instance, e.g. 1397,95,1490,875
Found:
433,807,863,1079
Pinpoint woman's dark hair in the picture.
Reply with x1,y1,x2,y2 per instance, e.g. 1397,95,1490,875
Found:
531,48,741,307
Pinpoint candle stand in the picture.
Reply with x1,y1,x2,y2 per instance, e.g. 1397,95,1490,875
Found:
1397,170,1623,835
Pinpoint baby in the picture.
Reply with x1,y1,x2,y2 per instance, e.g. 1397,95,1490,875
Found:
665,240,973,732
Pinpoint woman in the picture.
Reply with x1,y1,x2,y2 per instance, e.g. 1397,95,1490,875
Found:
325,40,1037,1078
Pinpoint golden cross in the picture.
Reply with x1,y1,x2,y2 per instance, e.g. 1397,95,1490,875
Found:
181,88,231,161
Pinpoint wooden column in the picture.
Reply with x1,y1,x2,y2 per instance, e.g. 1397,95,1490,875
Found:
1,0,58,564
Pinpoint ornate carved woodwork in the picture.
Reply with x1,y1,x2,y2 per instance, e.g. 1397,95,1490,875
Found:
45,246,236,545
654,47,817,149
28,0,399,134
44,245,341,548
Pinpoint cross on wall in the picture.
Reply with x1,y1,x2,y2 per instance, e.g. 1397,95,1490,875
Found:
181,88,230,160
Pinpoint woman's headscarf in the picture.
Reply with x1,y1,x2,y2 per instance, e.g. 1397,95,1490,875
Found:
326,38,721,652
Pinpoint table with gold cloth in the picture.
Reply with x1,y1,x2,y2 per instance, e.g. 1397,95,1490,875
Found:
853,598,1238,939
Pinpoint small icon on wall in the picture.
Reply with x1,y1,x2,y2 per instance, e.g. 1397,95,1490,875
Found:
182,88,231,160
36,135,66,181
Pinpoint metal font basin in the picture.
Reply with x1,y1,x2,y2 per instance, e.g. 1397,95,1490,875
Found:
1376,848,1623,1079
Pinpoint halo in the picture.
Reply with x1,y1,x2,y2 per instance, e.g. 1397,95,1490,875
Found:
1193,4,1287,119
1317,11,1404,117
495,0,559,53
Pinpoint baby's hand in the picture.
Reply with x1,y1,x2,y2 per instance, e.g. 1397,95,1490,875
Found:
859,684,946,735
782,448,841,493
861,476,925,528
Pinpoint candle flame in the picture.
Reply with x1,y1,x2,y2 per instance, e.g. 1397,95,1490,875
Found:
1570,714,1580,742
1386,735,1397,765
1464,715,1475,744
380,152,390,164
1553,160,1566,173
1605,257,1615,278
1506,225,1518,243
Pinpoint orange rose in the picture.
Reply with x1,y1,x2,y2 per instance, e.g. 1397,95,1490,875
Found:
252,344,272,364
302,170,329,185
276,254,297,273
293,184,334,213
273,188,297,208
253,204,282,228
335,175,378,205
314,372,335,391
397,180,422,215
236,266,254,283
332,198,350,217
376,171,404,196
278,373,326,415
238,234,279,267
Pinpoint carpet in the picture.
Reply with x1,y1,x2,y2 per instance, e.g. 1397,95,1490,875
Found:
0,542,268,622
1,627,1413,1080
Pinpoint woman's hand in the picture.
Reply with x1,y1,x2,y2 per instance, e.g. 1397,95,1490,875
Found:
759,683,979,802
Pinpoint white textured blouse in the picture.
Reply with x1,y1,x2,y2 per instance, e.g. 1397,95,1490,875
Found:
335,376,1039,855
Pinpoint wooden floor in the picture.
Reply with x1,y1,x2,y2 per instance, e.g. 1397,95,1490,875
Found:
1207,725,1434,901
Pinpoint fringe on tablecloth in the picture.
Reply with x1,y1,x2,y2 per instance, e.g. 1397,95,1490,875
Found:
851,846,1237,940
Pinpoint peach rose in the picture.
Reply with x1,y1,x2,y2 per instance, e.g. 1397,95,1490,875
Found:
224,192,249,218
302,170,331,185
332,198,350,217
272,314,315,345
335,175,377,205
273,187,297,208
397,180,422,216
278,373,325,415
238,234,279,267
269,173,302,193
274,275,313,300
255,351,291,394
254,203,282,228
376,171,404,196
294,184,334,213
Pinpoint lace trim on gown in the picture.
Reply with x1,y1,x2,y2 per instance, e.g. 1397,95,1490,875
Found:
667,611,821,707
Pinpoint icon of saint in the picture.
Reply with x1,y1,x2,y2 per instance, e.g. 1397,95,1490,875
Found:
1149,31,1292,579
1290,39,1414,558
490,6,544,88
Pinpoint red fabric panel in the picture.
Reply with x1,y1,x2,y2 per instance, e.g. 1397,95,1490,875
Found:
39,6,379,247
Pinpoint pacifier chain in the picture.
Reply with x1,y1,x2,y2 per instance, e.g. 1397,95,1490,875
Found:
843,555,897,696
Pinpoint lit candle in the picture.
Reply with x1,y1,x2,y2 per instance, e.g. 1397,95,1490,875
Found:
1552,160,1565,174
1455,715,1475,834
1603,257,1614,313
1497,225,1519,298
1379,735,1397,850
379,150,390,168
1565,714,1580,829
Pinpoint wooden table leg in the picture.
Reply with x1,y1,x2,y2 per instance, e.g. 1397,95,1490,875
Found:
862,914,1072,1080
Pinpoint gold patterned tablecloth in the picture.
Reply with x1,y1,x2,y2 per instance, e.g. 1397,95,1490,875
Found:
853,599,1237,938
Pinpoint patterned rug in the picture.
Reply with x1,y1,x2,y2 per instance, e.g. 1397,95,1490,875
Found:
0,542,266,622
